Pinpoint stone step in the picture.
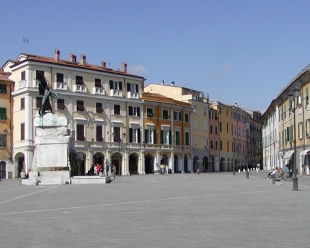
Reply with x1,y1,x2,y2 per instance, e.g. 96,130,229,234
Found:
37,177,63,185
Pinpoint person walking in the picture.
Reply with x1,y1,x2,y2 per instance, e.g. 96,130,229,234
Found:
112,165,116,179
105,161,110,177
166,164,169,175
160,163,165,175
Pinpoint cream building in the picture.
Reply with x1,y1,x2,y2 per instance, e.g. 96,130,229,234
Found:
2,50,145,177
144,82,209,172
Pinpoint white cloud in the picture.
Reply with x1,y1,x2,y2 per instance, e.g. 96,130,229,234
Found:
128,65,147,75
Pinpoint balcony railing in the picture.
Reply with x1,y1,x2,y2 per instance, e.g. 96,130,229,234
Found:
93,87,106,95
127,91,139,98
73,84,87,93
111,89,122,97
19,80,26,89
54,82,68,91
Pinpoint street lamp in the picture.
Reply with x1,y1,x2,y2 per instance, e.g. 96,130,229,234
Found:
233,132,236,176
288,84,301,191
112,132,126,176
245,123,250,179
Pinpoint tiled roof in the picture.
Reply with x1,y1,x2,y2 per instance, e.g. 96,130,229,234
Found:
142,92,191,108
0,71,13,82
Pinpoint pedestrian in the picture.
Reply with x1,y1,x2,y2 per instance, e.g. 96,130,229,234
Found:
105,160,110,177
166,164,169,175
112,165,116,179
160,163,165,175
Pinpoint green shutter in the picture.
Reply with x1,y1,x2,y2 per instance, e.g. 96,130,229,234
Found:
154,130,156,144
169,131,172,145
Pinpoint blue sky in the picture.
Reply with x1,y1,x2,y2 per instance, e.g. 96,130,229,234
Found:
1,0,310,113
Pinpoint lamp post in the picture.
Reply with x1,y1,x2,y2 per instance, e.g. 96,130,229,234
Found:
288,84,301,191
233,132,236,176
245,123,250,179
113,132,126,176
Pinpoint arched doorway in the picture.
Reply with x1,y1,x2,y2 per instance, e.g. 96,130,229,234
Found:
193,156,199,172
75,152,86,176
220,157,225,172
145,154,154,174
111,152,122,176
203,156,208,172
129,153,138,175
93,152,104,166
161,154,168,165
174,155,179,173
0,161,6,179
14,152,25,178
184,155,188,172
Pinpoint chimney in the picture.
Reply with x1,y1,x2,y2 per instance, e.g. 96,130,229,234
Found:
161,80,164,85
54,49,60,62
70,54,76,63
122,62,127,73
101,61,106,68
80,54,86,66
171,81,175,86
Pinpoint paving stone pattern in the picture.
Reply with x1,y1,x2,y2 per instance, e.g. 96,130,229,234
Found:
1,171,310,248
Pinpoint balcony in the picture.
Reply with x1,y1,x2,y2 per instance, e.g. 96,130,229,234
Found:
19,80,26,89
93,87,106,95
33,79,40,87
127,91,139,99
54,82,68,91
73,84,87,93
110,89,122,97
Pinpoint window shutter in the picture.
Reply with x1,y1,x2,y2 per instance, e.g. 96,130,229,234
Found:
129,106,133,116
145,129,148,143
119,82,122,90
154,131,156,144
127,83,130,92
137,107,140,116
109,80,113,89
135,84,139,92
138,129,141,143
169,131,172,145
129,128,133,143
161,130,163,144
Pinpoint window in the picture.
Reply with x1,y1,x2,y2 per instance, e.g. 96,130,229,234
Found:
21,123,25,140
109,80,122,90
77,100,84,111
0,108,6,120
210,126,213,134
185,132,190,146
193,120,198,129
163,110,169,119
220,140,223,150
161,130,171,145
147,108,154,117
227,141,229,151
127,83,138,92
77,124,85,141
211,140,213,149
145,129,155,144
95,78,102,87
219,122,222,132
185,113,189,122
0,134,6,147
204,122,208,131
298,122,303,139
216,141,218,149
36,70,44,79
96,125,103,141
129,128,141,143
193,105,197,114
76,76,84,85
113,127,121,142
128,106,140,116
175,131,180,145
306,118,310,137
193,136,197,147
215,127,218,134
204,106,207,115
56,73,64,83
21,98,25,109
114,105,120,115
0,84,7,94
174,111,181,121
21,71,26,80
96,102,103,113
36,97,42,109
57,99,65,110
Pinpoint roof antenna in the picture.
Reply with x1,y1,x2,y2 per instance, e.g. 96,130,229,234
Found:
23,37,29,53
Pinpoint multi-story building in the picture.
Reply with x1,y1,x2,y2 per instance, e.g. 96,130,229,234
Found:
2,50,145,177
209,104,219,171
262,64,310,175
144,82,209,172
142,92,192,173
0,71,13,179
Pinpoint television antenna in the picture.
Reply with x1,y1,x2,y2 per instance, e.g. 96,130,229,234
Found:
23,37,29,53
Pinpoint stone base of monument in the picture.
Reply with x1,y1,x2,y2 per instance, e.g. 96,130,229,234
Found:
71,175,111,184
22,171,71,185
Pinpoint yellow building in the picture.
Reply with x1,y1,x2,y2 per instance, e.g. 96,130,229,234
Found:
2,50,145,177
0,71,13,179
142,92,192,173
144,82,209,172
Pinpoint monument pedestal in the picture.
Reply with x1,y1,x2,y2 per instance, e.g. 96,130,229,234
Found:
22,113,73,185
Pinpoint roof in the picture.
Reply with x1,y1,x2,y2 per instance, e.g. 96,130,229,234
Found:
142,92,191,108
0,70,13,82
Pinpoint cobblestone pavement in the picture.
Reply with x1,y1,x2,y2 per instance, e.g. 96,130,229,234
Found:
1,171,310,248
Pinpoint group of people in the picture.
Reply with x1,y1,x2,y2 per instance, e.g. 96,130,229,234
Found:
88,162,117,179
20,169,31,179
267,166,292,180
160,163,170,175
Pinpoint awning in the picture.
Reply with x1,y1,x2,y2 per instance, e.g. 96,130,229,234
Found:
300,149,310,156
283,150,294,159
